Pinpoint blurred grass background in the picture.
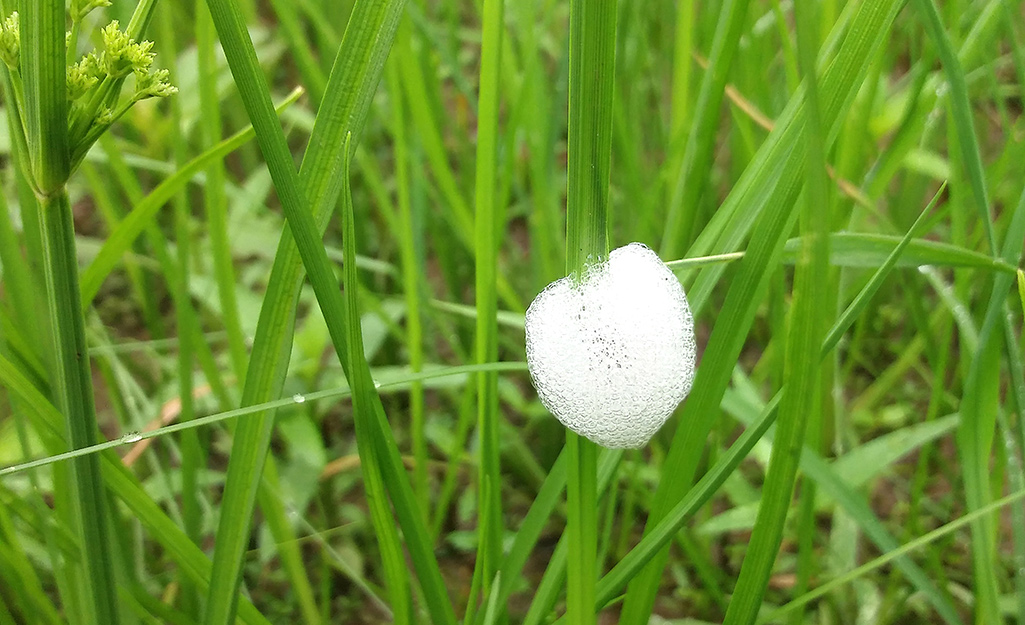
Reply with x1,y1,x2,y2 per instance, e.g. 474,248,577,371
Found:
1,0,1024,623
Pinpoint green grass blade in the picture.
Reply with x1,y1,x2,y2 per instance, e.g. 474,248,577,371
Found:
660,0,751,257
913,3,1009,621
563,0,617,623
472,0,505,609
520,451,622,625
199,0,387,620
913,0,996,256
721,4,831,621
954,179,1025,624
197,3,249,383
783,232,1014,272
192,1,413,622
0,362,527,478
340,135,413,624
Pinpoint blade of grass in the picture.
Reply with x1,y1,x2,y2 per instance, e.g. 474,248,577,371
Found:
665,229,1013,275
722,4,830,621
957,179,1025,623
521,450,623,625
340,134,413,624
183,21,464,606
563,1,616,623
472,0,506,612
199,0,412,619
197,3,249,383
385,46,429,513
0,361,528,477
913,2,1015,622
660,0,752,257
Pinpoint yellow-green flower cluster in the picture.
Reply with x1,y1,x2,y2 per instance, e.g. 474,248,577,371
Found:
68,20,177,110
63,19,176,164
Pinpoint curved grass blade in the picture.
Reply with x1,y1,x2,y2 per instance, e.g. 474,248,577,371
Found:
660,0,752,258
339,135,413,624
0,361,528,478
913,2,1014,621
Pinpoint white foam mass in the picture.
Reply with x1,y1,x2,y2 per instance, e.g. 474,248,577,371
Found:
524,243,697,448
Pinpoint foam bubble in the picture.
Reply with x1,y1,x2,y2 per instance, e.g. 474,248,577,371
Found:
524,243,696,448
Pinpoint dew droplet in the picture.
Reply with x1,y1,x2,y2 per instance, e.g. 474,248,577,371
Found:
292,393,306,404
122,431,143,444
373,381,381,389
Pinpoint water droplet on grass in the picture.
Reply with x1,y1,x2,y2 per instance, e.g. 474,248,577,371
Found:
292,393,306,404
122,432,143,444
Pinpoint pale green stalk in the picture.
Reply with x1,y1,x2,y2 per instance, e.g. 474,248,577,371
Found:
473,0,505,610
564,1,616,623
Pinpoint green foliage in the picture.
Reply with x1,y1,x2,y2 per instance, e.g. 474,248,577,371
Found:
0,1,1023,624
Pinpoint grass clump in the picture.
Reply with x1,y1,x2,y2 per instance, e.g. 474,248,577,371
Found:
0,1,1023,624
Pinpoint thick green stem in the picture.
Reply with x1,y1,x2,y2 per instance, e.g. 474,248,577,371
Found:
565,433,598,625
22,1,120,622
39,189,120,625
564,0,616,624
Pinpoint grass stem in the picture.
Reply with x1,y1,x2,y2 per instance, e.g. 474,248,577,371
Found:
564,0,616,622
